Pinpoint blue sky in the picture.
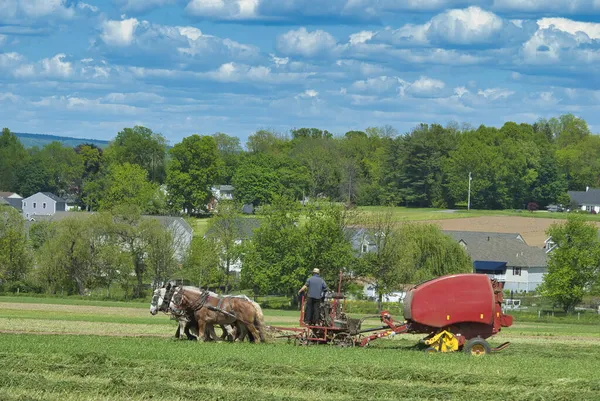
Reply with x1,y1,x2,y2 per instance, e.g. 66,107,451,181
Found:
1,1,600,144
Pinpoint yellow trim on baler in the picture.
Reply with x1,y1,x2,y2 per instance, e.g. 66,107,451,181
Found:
423,330,459,352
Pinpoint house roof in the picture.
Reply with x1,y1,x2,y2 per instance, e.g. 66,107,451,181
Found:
0,192,21,198
27,211,193,236
41,192,66,202
443,231,547,268
0,197,9,206
568,189,600,206
147,215,193,236
219,185,234,191
204,217,260,240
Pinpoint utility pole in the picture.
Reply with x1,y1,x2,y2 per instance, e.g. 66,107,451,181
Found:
468,172,472,211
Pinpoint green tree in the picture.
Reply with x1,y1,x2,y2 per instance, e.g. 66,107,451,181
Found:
0,207,32,290
105,126,167,183
213,132,242,184
356,210,471,310
38,217,95,295
300,202,355,286
395,124,458,207
241,197,307,297
109,206,156,298
166,135,219,214
233,153,309,206
0,128,28,193
290,137,340,199
246,129,289,154
539,215,600,312
145,219,178,289
204,201,244,293
181,236,222,289
99,163,162,213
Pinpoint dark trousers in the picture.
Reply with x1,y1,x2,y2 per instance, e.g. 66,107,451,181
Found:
304,297,321,325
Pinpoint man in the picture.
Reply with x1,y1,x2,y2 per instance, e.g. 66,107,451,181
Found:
298,268,328,325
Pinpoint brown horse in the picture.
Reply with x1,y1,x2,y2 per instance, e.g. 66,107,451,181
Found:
170,287,265,343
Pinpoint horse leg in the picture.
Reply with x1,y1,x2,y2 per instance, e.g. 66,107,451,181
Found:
184,321,197,341
175,323,181,339
197,319,208,342
206,325,220,341
245,323,261,344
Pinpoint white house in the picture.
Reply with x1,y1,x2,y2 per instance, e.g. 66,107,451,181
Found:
568,187,600,213
444,231,548,292
22,192,66,219
211,185,234,201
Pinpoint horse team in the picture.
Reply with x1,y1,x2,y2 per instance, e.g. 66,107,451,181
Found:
150,284,267,343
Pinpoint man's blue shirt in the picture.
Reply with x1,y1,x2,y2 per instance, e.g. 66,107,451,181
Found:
305,275,327,299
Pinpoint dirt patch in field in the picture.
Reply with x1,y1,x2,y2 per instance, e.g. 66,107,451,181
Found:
0,302,151,317
425,216,600,247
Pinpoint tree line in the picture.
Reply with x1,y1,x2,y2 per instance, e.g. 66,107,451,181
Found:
1,114,595,213
0,197,472,301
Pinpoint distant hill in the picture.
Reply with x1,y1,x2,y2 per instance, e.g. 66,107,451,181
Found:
15,133,110,149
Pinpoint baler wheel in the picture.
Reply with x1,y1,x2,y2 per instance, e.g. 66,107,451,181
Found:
463,338,491,356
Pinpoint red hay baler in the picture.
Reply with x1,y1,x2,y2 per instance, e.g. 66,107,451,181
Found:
360,274,513,355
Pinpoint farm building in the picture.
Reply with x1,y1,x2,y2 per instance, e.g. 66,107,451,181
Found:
568,187,600,213
0,191,23,210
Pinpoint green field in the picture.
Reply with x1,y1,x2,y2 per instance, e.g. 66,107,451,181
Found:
187,206,600,236
1,297,599,400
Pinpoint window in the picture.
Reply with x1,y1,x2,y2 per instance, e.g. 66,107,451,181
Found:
42,202,46,209
362,244,368,253
33,202,37,209
23,201,26,207
512,267,522,276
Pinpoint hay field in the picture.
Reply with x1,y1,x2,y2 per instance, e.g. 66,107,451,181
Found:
1,298,599,401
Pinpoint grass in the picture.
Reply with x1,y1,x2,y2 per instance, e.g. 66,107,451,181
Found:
186,206,600,237
0,297,599,400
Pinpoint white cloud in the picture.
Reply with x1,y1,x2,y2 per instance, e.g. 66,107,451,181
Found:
0,0,76,22
520,20,600,66
103,92,165,104
270,54,289,66
0,34,6,46
40,53,73,78
0,52,25,69
477,88,515,100
351,76,401,94
100,18,139,47
185,0,259,20
493,0,600,14
276,28,337,57
537,18,600,39
407,76,445,97
202,62,311,84
77,2,99,13
349,31,374,45
296,89,318,98
115,0,176,13
96,20,260,66
374,6,533,49
454,86,469,97
427,6,503,45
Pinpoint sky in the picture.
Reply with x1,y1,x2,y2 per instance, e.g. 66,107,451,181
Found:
1,1,600,144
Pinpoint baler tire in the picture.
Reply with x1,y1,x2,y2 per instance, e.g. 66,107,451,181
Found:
463,338,491,356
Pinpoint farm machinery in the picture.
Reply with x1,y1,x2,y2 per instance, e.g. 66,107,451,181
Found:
279,273,513,355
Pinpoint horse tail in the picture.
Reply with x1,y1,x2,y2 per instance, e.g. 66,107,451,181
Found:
249,300,266,343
